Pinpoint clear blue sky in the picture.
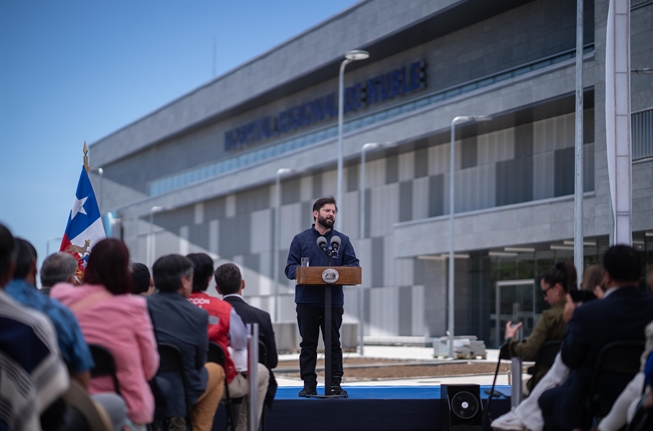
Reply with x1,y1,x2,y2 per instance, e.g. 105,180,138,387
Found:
0,0,359,267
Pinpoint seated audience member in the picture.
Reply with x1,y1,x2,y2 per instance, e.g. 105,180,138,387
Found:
148,254,225,431
131,262,154,296
9,239,128,431
492,264,605,431
52,238,158,431
538,245,653,431
562,263,604,324
6,239,95,391
596,267,653,431
503,261,576,392
186,254,267,431
216,263,278,412
0,224,69,431
40,252,78,295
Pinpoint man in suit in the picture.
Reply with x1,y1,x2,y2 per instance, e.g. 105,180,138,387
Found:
186,255,269,431
539,245,653,431
148,254,225,431
214,263,278,413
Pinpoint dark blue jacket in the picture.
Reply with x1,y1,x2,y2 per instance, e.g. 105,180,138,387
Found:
285,225,359,307
544,286,653,428
147,292,209,417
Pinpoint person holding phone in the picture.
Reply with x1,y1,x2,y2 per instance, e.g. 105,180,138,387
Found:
503,261,577,392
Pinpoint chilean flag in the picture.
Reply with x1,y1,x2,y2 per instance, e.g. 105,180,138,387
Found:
59,167,106,280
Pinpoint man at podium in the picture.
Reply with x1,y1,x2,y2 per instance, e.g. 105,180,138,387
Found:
285,196,359,397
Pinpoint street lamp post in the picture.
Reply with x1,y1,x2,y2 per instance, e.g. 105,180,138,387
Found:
336,49,370,231
97,168,104,213
148,206,163,268
273,168,295,322
574,0,584,279
91,167,104,213
46,237,63,257
448,116,492,358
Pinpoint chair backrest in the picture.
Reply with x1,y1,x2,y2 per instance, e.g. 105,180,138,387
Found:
595,341,644,375
587,340,645,418
208,341,227,367
62,380,114,431
534,340,562,370
157,343,193,428
88,344,121,395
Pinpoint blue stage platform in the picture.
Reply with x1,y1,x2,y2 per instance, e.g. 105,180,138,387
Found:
212,385,513,431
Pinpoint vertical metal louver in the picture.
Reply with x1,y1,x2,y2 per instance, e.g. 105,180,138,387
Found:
632,108,653,160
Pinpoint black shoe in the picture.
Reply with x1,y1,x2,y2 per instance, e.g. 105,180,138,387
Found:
298,383,317,397
331,382,348,397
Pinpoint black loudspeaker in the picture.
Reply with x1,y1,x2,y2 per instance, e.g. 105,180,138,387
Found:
441,384,483,431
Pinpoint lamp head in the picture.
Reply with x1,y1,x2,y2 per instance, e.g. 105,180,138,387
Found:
276,168,295,176
362,142,381,151
345,50,370,61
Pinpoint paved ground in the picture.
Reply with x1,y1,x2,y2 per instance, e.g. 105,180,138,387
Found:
275,345,524,388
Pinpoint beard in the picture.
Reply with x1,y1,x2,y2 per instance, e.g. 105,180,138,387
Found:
317,214,334,228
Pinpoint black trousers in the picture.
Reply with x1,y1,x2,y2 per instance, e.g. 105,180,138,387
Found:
539,379,586,431
296,303,344,385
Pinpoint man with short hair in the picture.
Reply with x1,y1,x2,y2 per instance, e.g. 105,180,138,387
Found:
148,254,225,431
285,196,359,397
539,245,653,431
131,262,154,296
6,237,127,431
7,238,95,390
215,263,277,418
40,252,78,295
186,253,267,431
0,224,69,431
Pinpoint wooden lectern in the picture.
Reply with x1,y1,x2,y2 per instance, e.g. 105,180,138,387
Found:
296,266,362,397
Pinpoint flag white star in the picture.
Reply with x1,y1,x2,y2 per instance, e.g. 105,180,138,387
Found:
70,196,88,220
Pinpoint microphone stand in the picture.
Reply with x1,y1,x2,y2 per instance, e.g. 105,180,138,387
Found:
319,244,341,396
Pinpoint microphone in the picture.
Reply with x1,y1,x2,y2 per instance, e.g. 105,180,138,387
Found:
317,236,328,251
330,236,341,251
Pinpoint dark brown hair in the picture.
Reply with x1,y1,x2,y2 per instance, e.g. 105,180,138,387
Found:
312,196,338,220
0,224,15,284
214,263,242,295
541,260,577,293
186,253,214,293
130,263,151,295
152,254,193,293
84,239,132,295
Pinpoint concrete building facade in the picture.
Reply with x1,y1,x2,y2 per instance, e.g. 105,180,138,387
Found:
91,0,653,346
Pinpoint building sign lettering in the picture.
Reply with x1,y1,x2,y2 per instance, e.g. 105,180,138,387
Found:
224,60,426,151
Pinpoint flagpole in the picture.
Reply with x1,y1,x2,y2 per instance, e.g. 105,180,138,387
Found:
83,141,90,173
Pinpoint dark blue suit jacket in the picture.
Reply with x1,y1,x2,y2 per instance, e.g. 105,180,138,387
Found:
224,295,278,407
223,295,277,369
147,292,209,417
546,286,653,428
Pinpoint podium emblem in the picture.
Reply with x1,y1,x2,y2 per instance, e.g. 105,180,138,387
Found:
321,268,340,284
